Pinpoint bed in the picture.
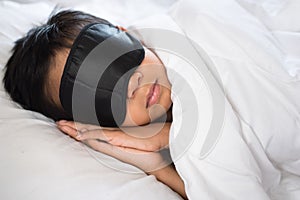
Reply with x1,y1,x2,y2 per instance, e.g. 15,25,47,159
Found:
1,0,300,199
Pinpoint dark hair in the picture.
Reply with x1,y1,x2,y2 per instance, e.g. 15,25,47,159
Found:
3,10,114,121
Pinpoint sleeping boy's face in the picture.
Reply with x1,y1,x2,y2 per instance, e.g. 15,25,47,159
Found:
48,47,172,126
123,47,172,126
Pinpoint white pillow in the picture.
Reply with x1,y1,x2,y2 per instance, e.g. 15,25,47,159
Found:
0,1,55,68
0,1,182,199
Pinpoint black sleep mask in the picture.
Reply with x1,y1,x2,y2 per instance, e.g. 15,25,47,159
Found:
59,23,145,127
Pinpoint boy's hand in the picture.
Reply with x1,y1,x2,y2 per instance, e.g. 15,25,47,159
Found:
56,120,170,152
56,120,169,172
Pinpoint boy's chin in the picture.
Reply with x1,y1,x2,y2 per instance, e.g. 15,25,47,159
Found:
149,104,168,123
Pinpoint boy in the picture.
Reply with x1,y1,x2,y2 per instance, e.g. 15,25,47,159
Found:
3,10,187,199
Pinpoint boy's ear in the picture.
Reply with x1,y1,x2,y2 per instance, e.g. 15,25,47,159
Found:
117,26,127,31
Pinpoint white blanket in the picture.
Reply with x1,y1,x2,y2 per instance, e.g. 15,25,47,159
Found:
130,0,300,199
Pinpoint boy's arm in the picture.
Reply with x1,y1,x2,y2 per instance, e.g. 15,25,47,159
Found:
149,165,187,199
83,139,187,199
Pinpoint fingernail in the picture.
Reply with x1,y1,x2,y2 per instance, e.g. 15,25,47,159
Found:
76,133,82,140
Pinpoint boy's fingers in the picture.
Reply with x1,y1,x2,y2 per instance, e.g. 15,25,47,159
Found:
57,123,159,152
58,124,80,139
57,120,76,129
85,140,154,159
57,123,110,142
78,129,134,149
79,129,158,152
57,120,101,131
76,129,109,142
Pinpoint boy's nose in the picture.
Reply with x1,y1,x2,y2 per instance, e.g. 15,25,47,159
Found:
127,71,143,99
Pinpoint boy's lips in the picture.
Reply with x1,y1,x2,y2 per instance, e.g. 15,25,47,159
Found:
146,81,160,108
